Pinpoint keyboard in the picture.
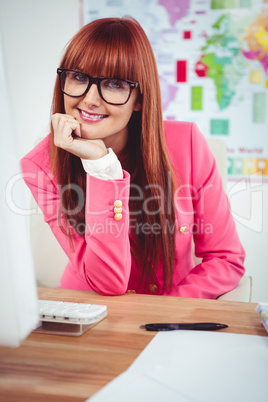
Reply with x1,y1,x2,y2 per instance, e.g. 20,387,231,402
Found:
34,300,108,336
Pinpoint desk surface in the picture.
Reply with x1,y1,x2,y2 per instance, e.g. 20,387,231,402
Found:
0,288,266,402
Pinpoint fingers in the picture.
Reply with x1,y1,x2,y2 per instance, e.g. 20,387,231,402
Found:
73,123,81,138
51,113,108,160
51,113,80,148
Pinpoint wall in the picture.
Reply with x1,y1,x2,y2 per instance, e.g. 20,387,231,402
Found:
1,0,267,302
0,0,80,157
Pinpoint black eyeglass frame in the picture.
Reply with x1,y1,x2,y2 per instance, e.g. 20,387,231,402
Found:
57,68,139,105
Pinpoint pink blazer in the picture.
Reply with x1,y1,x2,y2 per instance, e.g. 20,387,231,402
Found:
21,121,245,298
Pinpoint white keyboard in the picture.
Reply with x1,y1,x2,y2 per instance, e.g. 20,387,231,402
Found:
38,299,107,326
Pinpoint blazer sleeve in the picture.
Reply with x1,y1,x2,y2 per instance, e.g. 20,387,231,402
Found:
20,156,131,295
175,123,245,299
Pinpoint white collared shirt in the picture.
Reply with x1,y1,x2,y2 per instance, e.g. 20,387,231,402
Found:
81,148,123,180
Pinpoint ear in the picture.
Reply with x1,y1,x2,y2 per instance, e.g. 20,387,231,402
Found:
133,95,142,112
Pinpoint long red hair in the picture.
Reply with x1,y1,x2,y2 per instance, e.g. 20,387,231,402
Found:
50,17,176,293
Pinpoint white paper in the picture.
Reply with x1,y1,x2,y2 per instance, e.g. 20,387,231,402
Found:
88,331,268,402
88,371,192,402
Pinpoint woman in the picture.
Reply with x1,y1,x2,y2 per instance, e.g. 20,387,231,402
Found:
21,17,245,298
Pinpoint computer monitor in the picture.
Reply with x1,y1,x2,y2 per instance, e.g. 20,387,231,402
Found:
0,34,39,347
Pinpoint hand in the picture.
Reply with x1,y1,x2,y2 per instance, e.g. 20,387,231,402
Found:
51,113,108,160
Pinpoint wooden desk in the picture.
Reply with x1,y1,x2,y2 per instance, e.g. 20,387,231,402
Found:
0,288,266,402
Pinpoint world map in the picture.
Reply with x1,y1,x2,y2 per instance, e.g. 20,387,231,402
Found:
82,0,268,179
242,11,268,74
197,11,268,110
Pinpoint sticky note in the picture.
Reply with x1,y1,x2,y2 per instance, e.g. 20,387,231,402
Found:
176,60,187,82
239,0,251,7
227,158,234,175
244,158,257,175
256,159,268,175
211,0,236,9
265,80,268,89
210,119,229,135
232,158,244,175
253,93,266,123
183,31,192,39
250,70,262,84
191,86,203,110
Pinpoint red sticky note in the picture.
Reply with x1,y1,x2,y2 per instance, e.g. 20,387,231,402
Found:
184,31,191,39
177,60,187,82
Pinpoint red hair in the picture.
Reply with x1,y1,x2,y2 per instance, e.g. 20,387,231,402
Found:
50,17,176,293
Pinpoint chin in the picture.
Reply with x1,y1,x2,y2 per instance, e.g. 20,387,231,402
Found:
80,130,98,140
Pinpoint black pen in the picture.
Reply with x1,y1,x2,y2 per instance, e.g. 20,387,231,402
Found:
140,322,228,331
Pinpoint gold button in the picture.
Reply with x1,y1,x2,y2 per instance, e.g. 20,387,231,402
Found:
149,284,158,293
114,207,122,214
127,289,136,293
114,213,122,221
179,225,187,233
114,200,122,208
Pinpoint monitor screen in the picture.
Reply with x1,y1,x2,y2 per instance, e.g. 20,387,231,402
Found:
0,34,39,347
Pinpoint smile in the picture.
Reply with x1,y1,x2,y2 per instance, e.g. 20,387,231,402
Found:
79,109,108,121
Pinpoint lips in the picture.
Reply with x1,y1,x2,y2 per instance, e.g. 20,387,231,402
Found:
78,109,108,121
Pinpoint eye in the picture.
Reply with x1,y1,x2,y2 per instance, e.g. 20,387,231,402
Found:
103,79,128,90
71,72,88,83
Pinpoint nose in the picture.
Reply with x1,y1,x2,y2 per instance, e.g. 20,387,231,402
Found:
82,83,102,106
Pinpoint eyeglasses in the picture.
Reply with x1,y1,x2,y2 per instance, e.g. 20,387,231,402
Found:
57,68,139,105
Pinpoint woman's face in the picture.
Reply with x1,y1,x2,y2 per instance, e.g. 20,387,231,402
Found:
63,80,141,153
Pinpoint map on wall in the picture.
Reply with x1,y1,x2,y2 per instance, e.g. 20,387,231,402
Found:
81,0,268,181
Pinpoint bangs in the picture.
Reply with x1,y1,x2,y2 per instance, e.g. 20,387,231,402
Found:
62,19,139,82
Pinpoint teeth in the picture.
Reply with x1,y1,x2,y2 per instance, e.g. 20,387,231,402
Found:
81,110,106,119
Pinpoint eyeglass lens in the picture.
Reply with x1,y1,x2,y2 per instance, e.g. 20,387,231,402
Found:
61,71,131,104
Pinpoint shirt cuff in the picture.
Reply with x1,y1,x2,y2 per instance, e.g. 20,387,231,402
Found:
81,148,123,180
